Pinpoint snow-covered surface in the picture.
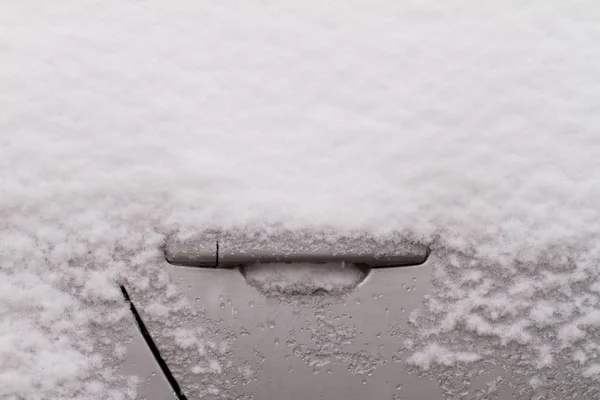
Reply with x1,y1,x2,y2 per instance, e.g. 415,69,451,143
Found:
406,342,481,371
2,1,600,398
242,262,367,296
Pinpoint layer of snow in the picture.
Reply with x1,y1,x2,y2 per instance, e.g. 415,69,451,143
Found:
242,262,367,296
2,1,600,398
407,342,480,371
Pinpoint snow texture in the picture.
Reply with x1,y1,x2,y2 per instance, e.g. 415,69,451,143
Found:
406,342,480,371
2,0,600,398
242,262,368,296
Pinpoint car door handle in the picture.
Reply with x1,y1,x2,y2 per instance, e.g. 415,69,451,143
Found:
164,241,429,268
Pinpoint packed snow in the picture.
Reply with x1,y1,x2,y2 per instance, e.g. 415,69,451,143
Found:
242,262,367,296
2,1,600,398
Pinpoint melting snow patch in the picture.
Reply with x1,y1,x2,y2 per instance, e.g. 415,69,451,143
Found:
583,364,600,378
407,343,480,371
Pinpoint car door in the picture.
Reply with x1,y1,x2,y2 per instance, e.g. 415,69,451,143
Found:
116,232,521,400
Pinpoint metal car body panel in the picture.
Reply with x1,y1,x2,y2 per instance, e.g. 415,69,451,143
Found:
117,251,531,399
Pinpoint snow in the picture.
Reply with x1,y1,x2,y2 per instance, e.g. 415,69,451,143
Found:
2,0,600,398
242,262,367,296
407,342,480,371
